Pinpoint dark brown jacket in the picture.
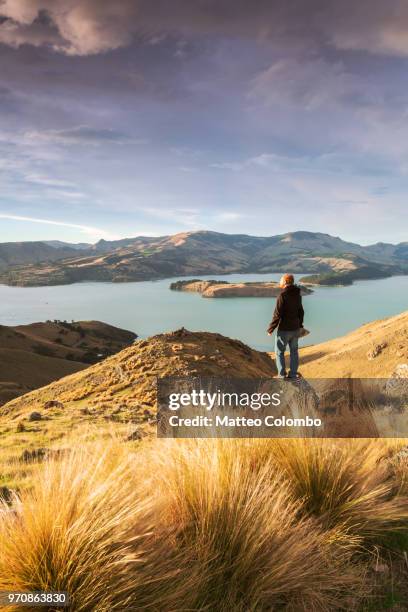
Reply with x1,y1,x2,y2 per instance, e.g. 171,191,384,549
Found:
267,285,304,334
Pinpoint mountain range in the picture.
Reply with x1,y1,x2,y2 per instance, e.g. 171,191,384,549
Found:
0,230,407,286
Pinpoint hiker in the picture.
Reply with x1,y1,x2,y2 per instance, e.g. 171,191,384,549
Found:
267,274,304,379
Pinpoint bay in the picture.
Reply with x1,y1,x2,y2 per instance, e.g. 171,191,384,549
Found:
0,273,407,351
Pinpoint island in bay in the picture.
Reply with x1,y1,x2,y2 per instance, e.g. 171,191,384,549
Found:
170,279,313,298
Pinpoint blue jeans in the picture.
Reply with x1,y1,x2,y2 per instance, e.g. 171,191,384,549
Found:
275,330,299,377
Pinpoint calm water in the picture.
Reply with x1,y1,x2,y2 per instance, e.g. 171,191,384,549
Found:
0,273,407,351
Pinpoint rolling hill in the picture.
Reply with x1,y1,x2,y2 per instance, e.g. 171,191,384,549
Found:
0,320,137,406
0,241,87,271
1,327,277,419
0,311,406,459
0,328,278,488
0,230,406,286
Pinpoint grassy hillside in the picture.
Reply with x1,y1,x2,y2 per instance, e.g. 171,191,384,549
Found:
1,313,407,490
0,349,85,406
1,327,277,416
0,320,137,406
0,329,276,489
299,310,408,378
1,318,408,609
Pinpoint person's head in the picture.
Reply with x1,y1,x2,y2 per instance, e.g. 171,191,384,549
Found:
279,273,294,288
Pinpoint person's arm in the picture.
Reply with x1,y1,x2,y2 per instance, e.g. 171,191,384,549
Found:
267,294,283,334
298,296,304,327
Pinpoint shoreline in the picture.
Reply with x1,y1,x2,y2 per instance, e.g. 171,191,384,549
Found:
0,269,406,289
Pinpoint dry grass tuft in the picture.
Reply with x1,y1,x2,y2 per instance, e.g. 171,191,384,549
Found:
0,438,407,610
149,439,365,611
0,441,191,611
266,439,408,543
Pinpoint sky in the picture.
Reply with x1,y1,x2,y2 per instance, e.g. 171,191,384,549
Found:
0,1,408,245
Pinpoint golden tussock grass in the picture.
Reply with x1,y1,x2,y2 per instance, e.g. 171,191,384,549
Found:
253,439,408,542
0,438,407,611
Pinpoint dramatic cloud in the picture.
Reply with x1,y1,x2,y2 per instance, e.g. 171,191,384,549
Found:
2,0,408,57
0,1,407,243
0,0,136,55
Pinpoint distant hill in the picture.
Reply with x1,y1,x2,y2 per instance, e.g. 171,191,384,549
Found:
0,320,136,406
0,230,406,286
0,241,85,271
43,240,91,250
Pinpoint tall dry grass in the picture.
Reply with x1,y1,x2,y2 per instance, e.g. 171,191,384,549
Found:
259,439,408,542
0,437,407,611
148,439,365,611
0,442,192,611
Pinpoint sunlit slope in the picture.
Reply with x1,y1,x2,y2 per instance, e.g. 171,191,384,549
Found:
1,230,406,286
299,310,408,377
1,328,277,420
1,315,407,490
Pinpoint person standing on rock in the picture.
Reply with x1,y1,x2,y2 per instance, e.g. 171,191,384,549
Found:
267,273,304,379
